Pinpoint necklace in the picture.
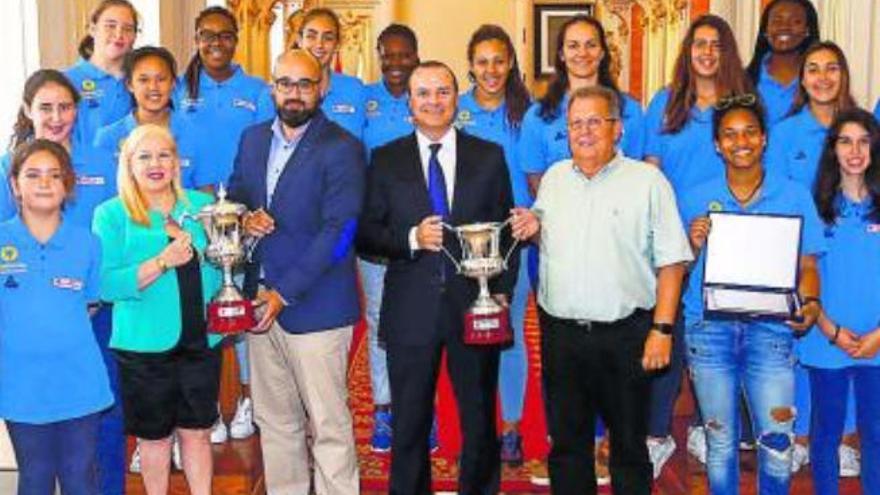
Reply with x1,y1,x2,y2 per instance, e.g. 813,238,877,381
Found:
728,172,765,207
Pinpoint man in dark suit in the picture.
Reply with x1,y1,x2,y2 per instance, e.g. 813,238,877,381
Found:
357,60,522,495
228,49,364,495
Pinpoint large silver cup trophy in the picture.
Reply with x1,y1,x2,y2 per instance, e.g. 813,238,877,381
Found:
179,186,256,334
441,220,518,345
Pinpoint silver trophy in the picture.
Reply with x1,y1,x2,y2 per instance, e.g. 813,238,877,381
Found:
441,221,518,345
179,186,256,334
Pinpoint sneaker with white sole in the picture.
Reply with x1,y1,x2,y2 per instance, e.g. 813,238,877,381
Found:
648,436,677,479
172,434,182,470
229,397,256,440
791,443,809,473
839,444,860,477
129,442,141,473
210,408,228,444
687,425,708,465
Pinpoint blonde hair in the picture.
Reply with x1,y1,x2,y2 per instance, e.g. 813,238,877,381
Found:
117,124,186,226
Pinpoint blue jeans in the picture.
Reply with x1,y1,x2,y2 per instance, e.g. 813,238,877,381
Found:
808,366,880,495
358,258,390,406
91,306,124,495
499,248,530,423
686,320,795,495
7,412,101,495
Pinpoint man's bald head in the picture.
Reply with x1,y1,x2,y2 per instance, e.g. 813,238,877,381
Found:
274,49,322,81
271,49,323,129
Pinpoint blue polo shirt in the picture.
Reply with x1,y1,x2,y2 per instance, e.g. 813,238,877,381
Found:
799,195,880,368
94,111,213,189
756,55,798,126
679,172,826,333
362,81,413,154
456,89,532,207
519,92,645,174
321,72,365,140
65,58,134,147
874,99,879,121
644,87,725,199
0,216,113,423
765,108,827,190
174,65,274,187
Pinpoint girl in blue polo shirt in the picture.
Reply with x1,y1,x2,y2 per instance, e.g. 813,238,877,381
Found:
95,46,214,190
297,8,365,139
64,0,138,146
457,24,533,467
802,108,880,495
0,139,113,495
174,5,273,444
520,15,644,189
744,0,820,126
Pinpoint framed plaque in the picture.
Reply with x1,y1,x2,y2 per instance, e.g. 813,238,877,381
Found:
702,212,803,320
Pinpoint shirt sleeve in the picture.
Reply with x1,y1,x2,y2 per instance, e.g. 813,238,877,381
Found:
796,186,827,256
85,233,102,303
649,172,694,267
519,106,549,174
0,156,16,222
621,96,646,160
643,89,668,162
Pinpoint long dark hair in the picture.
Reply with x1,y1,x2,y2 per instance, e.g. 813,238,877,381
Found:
538,16,620,122
466,24,529,129
9,70,80,151
815,108,880,224
77,0,139,60
122,46,178,109
662,15,752,134
183,6,239,101
788,41,856,118
745,0,820,85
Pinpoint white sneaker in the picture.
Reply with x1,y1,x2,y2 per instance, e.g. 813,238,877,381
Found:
839,444,860,477
687,426,708,465
229,397,256,440
210,406,228,444
129,442,141,473
648,436,677,479
172,434,182,470
791,443,809,473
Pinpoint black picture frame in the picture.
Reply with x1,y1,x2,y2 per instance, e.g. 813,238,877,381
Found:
533,3,595,78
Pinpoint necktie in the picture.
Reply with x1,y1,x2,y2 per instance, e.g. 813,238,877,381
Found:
427,143,449,217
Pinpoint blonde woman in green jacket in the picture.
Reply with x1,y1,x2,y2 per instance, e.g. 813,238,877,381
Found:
92,124,221,495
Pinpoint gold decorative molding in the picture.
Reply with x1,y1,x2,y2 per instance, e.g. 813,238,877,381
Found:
602,0,688,31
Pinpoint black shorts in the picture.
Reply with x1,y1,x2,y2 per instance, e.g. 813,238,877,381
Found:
114,344,221,440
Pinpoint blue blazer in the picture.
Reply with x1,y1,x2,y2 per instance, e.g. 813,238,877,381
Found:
228,111,365,334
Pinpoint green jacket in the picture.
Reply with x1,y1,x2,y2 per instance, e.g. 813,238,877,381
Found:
92,190,223,352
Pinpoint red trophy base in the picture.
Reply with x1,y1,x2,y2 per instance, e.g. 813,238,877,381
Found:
463,309,512,346
208,300,257,335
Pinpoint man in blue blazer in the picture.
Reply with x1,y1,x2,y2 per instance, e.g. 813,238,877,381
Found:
228,49,364,495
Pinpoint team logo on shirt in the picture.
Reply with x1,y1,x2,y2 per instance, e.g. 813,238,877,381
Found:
332,103,355,114
77,175,106,186
180,158,191,168
455,110,472,129
82,79,97,93
708,201,723,212
366,99,379,114
232,98,256,112
0,245,26,276
52,277,84,291
554,131,567,141
793,151,807,161
182,98,203,112
0,245,17,262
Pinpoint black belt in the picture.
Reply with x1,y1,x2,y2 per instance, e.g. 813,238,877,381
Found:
540,307,650,332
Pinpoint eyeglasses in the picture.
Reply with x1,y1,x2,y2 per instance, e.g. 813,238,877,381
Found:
99,21,138,38
274,77,320,95
714,93,758,111
197,30,237,45
567,115,618,132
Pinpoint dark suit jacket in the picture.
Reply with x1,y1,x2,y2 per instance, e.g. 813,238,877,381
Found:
228,110,365,334
356,130,517,347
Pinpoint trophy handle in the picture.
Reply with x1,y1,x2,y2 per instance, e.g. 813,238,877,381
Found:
439,222,462,272
497,217,520,270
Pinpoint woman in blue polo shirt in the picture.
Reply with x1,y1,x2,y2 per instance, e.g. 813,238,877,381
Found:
457,23,532,467
680,95,825,495
0,139,113,495
744,0,820,126
95,46,214,191
802,108,880,495
520,15,644,191
64,0,138,146
297,8,365,139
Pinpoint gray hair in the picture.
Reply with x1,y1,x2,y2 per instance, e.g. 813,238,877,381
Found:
567,86,621,120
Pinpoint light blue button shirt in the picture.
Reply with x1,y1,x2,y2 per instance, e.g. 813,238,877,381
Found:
266,118,308,206
456,89,532,207
519,92,645,175
644,87,725,200
94,110,213,189
765,108,828,190
174,65,275,187
533,153,692,321
321,72,366,140
0,216,113,423
362,81,413,154
679,173,826,333
64,58,134,147
756,55,799,126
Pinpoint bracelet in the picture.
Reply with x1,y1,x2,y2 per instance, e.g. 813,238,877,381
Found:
802,296,820,306
651,323,674,335
156,256,168,273
829,324,841,345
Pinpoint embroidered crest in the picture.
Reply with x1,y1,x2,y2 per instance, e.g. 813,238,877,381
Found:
0,245,17,263
82,79,97,93
708,201,723,212
366,99,379,113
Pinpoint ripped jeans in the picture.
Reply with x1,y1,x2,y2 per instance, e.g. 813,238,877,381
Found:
686,319,795,495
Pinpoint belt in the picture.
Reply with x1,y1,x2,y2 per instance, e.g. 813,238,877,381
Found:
541,307,650,332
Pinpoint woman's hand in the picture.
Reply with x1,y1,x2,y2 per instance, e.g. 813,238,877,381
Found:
852,328,880,359
688,216,711,253
160,233,194,268
834,326,861,356
786,300,820,333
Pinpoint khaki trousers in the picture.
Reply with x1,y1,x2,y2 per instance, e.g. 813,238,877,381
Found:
248,322,358,495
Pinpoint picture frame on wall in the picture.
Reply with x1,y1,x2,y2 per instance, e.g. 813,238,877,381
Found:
533,3,595,78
